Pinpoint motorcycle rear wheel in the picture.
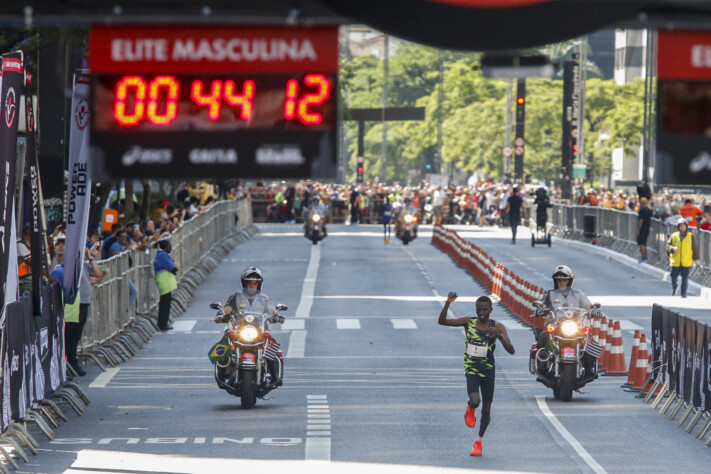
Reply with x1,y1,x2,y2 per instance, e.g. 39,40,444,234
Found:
241,371,257,409
560,364,575,402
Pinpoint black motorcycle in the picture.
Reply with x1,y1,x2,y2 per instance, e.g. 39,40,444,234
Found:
304,211,327,245
210,302,287,408
529,303,603,402
395,209,419,245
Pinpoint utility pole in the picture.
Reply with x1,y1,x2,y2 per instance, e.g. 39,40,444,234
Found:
381,34,389,183
437,49,444,178
504,79,513,179
642,29,656,185
576,36,587,172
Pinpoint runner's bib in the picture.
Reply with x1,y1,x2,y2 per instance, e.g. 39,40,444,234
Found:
467,339,488,358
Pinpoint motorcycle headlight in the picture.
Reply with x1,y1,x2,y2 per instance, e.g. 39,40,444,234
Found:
239,326,260,343
560,320,579,337
312,214,321,222
404,214,413,223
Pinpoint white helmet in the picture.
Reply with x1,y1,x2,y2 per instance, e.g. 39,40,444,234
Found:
241,267,264,291
552,265,574,288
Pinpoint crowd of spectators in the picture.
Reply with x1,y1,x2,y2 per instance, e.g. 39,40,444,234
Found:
247,179,711,231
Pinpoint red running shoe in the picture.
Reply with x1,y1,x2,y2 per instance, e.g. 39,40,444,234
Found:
464,404,476,428
470,440,482,456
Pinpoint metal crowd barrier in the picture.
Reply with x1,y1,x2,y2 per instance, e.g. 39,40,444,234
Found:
81,199,253,352
548,204,711,287
250,197,385,224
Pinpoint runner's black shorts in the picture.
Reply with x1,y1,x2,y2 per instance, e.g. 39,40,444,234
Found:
466,374,495,402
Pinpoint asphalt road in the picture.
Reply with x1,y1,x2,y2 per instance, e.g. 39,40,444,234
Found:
25,223,711,473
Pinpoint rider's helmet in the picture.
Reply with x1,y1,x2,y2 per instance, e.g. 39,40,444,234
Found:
241,267,264,292
677,216,689,231
311,195,320,206
404,196,412,205
552,265,574,288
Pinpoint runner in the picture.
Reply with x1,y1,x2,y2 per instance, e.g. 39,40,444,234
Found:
437,292,515,456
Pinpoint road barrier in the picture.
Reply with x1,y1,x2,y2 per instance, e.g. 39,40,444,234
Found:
632,304,711,447
0,198,256,467
548,204,711,288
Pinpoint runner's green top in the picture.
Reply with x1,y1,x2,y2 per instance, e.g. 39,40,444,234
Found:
464,318,496,378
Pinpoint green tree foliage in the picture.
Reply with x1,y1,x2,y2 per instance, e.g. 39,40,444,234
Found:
341,41,644,185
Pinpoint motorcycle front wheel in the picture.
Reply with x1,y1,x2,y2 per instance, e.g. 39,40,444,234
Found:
241,371,257,409
560,364,576,402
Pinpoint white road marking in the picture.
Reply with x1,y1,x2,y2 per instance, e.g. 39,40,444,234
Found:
296,245,320,318
89,367,120,388
282,319,305,331
171,320,197,332
589,295,708,309
306,395,331,461
337,319,361,329
535,396,607,474
391,319,417,329
316,295,483,302
287,330,307,358
195,330,221,334
616,319,644,331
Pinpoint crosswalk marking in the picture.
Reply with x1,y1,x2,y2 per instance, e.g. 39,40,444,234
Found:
391,319,417,329
282,319,305,330
337,319,361,329
172,320,197,332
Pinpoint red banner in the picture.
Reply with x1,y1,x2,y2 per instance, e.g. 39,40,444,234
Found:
658,30,711,80
89,25,339,74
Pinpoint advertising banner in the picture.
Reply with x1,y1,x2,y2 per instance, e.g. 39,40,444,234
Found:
706,324,711,412
693,321,705,410
0,51,23,325
651,304,664,382
677,314,686,399
24,72,45,316
63,70,91,305
664,309,678,392
5,302,27,422
683,316,695,403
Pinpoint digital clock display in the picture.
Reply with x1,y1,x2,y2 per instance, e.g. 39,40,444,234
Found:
88,25,339,180
93,73,335,131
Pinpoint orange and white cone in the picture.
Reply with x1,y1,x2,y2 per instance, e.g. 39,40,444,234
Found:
603,319,614,371
623,330,640,386
591,317,601,343
603,321,627,375
598,317,608,371
630,333,649,391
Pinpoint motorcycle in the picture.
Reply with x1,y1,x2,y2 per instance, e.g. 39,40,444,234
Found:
395,211,418,245
210,302,287,408
304,211,327,244
529,303,603,402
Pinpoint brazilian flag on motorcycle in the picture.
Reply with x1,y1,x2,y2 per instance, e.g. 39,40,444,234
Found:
208,337,232,364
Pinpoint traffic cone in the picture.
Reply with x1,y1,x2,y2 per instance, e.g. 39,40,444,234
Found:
598,317,608,371
591,317,601,343
603,319,614,371
630,333,649,391
603,321,627,375
622,330,640,386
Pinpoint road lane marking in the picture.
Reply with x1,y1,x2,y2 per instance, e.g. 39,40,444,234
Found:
296,245,320,318
315,295,483,302
535,396,606,474
391,319,417,329
89,367,120,388
171,320,197,332
337,319,361,329
287,330,306,358
306,395,331,461
282,319,305,331
616,319,644,331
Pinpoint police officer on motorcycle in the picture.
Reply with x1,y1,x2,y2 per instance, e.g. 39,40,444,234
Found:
304,195,328,237
215,267,285,386
536,265,599,377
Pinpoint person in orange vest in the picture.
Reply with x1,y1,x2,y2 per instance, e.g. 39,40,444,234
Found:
667,218,700,298
679,199,704,228
17,224,33,294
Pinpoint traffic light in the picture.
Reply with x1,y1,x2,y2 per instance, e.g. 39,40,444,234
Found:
357,166,364,183
516,96,525,105
425,163,432,170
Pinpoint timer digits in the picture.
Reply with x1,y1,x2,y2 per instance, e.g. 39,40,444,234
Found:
102,73,333,130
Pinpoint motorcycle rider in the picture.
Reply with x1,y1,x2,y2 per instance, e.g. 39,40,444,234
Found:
536,265,597,378
215,267,285,386
304,195,328,238
395,196,419,238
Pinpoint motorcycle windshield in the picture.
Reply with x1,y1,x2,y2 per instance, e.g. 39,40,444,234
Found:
552,307,587,323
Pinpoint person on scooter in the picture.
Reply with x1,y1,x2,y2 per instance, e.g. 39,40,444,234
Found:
536,265,597,377
215,267,285,386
